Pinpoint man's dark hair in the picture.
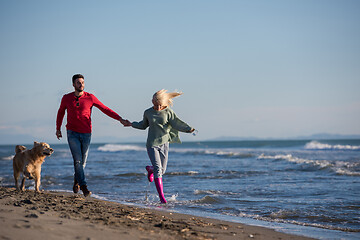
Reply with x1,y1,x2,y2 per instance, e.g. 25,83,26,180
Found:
72,74,84,84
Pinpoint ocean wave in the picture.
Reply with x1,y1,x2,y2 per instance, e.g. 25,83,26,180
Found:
97,144,254,160
258,154,333,168
258,154,360,176
168,171,199,176
266,209,360,232
268,209,300,219
170,148,254,159
335,168,360,176
305,141,360,150
193,195,222,204
90,193,110,201
194,189,221,195
114,172,145,177
97,144,145,152
267,214,360,233
200,150,253,159
52,148,70,153
194,189,237,196
1,155,13,160
221,210,360,233
196,170,264,180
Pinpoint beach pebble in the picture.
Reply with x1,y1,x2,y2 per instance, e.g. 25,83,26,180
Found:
25,213,39,218
22,199,33,204
249,234,254,238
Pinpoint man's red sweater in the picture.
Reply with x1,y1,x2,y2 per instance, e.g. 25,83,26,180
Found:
56,92,121,133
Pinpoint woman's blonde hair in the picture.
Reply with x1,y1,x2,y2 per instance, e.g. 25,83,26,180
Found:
153,89,183,107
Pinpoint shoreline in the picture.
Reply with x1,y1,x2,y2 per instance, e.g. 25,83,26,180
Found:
0,187,315,240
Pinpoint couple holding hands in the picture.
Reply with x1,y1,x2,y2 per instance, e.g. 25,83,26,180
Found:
56,74,195,203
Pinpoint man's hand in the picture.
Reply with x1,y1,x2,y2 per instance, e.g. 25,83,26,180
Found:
120,118,132,127
56,130,62,140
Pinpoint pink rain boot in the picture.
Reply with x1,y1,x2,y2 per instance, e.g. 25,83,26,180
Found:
154,178,167,203
146,166,154,182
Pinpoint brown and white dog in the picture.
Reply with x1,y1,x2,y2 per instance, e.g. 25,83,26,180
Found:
13,141,54,192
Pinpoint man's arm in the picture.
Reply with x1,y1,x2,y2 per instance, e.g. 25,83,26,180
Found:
91,94,129,126
56,96,66,139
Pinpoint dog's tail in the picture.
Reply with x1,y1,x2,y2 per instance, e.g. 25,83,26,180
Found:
15,145,26,154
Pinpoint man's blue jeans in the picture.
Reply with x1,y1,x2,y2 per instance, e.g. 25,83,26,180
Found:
67,130,91,186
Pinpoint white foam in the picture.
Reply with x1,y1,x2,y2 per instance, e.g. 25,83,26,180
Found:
259,153,332,168
258,154,360,176
194,195,221,204
97,144,145,152
305,141,360,150
90,193,110,201
194,189,220,195
169,171,199,176
335,168,360,176
98,145,251,159
1,155,14,160
167,193,178,202
180,149,252,159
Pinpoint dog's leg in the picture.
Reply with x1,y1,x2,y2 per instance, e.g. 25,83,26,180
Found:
13,171,20,190
20,177,26,191
34,169,41,193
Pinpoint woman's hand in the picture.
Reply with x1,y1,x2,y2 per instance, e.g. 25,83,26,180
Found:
187,128,195,133
120,118,132,127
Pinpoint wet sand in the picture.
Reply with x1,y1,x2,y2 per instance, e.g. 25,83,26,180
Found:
0,187,315,240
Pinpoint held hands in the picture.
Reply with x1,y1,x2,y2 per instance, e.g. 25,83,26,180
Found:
120,118,132,127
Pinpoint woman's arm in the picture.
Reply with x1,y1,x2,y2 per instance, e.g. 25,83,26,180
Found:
132,112,149,130
168,110,193,133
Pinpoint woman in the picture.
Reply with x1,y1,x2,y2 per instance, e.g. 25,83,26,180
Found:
131,89,195,203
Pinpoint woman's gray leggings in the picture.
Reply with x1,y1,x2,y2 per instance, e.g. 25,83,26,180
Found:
147,142,169,178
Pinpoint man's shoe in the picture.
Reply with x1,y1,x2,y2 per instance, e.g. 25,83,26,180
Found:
80,185,91,197
73,179,80,193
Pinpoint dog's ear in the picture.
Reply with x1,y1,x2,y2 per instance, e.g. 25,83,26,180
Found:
34,141,39,146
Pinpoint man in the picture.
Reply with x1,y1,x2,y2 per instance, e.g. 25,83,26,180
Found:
56,74,129,197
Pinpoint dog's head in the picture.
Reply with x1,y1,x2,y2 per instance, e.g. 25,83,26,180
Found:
33,141,54,156
20,142,54,179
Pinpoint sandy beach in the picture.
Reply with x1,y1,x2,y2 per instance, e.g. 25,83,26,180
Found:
0,187,315,240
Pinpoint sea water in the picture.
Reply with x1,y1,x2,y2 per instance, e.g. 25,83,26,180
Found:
1,139,359,239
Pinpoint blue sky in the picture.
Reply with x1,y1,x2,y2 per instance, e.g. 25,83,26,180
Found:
0,0,359,144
